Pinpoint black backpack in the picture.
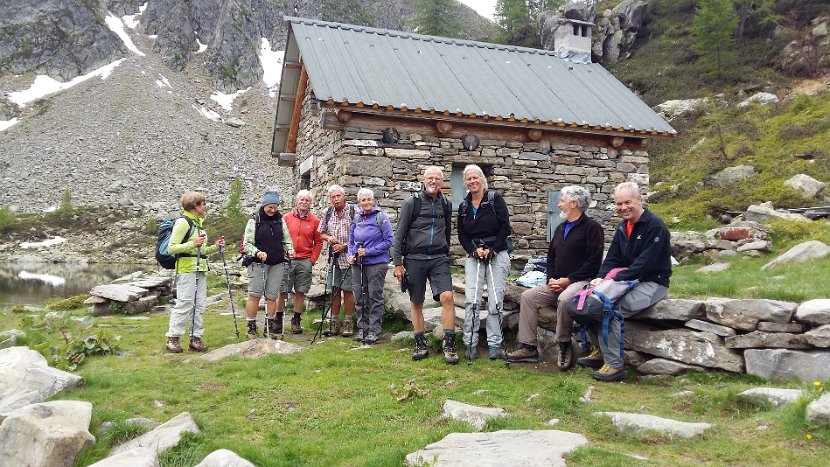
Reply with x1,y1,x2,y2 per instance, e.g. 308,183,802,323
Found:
409,192,452,253
156,217,195,269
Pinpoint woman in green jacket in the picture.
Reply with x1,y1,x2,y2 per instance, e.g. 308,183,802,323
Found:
165,191,224,353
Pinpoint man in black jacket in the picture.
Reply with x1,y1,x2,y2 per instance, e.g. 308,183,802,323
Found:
578,181,672,382
393,166,458,364
506,186,604,370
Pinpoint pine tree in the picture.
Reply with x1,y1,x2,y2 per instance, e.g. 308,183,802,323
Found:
412,0,466,38
494,0,566,48
690,0,738,78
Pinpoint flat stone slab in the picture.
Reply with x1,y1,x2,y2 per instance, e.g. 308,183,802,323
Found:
636,299,705,321
705,298,796,331
594,412,711,438
684,319,736,337
805,324,830,348
89,284,148,302
757,321,804,333
745,349,830,382
637,358,705,376
110,412,200,456
87,447,159,467
404,429,588,466
762,240,830,270
697,262,730,273
625,322,744,372
0,346,83,417
725,331,810,349
200,339,303,361
738,388,805,407
442,399,506,431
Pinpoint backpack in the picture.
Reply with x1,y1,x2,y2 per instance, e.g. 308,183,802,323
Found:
156,216,195,269
565,277,639,360
458,190,514,252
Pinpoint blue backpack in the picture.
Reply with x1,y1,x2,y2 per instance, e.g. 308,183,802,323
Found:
155,217,195,269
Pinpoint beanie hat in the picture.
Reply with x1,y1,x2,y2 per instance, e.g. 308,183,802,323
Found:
262,189,281,206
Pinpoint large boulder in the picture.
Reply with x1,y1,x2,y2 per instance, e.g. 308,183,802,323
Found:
805,325,830,348
0,401,94,467
746,202,811,224
404,429,588,466
0,346,83,417
625,322,744,372
744,349,830,382
707,165,756,187
707,220,767,241
704,298,796,331
784,174,826,199
762,240,830,270
806,393,830,427
592,0,648,64
593,412,711,438
654,98,709,121
737,92,779,108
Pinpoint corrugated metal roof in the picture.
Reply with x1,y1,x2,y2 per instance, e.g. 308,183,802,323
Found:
276,16,674,152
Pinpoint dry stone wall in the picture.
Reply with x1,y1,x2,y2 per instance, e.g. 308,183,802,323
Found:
294,107,649,263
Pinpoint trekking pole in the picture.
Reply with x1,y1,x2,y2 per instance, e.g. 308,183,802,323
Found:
312,252,351,345
486,253,505,356
262,262,270,340
219,237,239,339
191,232,205,340
281,256,291,341
313,247,336,343
357,243,369,343
467,254,482,365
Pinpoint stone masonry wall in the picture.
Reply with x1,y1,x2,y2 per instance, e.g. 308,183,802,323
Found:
293,105,651,264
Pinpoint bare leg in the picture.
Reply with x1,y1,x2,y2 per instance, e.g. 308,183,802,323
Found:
343,291,355,318
439,291,455,329
245,295,260,319
293,291,305,314
410,302,425,333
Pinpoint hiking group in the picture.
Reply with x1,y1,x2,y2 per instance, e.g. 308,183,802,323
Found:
159,164,671,382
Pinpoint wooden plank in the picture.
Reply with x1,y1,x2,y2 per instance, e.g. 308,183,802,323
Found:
286,64,308,153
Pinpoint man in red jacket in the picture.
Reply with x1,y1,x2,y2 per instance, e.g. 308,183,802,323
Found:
277,190,323,334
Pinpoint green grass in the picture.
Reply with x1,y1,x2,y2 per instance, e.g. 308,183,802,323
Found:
2,283,829,466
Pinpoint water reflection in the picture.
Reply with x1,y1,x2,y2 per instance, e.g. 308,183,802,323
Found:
0,262,147,306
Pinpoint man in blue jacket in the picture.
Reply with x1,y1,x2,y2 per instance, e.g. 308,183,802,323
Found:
578,181,672,382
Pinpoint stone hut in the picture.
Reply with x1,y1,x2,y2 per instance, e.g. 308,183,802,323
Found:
271,17,675,265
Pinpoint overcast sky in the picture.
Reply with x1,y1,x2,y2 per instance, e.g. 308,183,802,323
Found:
457,0,497,21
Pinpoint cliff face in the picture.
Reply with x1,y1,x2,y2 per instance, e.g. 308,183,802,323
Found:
0,0,126,81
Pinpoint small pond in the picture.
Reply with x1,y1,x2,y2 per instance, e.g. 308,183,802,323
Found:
0,262,148,306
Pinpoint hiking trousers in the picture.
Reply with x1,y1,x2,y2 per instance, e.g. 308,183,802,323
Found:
517,280,587,345
353,262,388,338
463,251,510,349
587,281,668,368
167,272,207,338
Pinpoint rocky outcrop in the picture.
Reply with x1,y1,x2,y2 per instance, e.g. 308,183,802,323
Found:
592,0,648,64
785,174,826,199
0,0,126,81
762,240,830,270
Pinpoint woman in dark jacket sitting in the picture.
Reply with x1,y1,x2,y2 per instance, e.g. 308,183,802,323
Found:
457,164,512,361
347,188,394,344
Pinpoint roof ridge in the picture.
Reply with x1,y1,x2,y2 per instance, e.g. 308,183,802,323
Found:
283,15,584,61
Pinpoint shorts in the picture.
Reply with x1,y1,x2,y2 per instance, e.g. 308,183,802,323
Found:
247,262,285,300
326,265,353,292
404,256,452,305
280,258,313,294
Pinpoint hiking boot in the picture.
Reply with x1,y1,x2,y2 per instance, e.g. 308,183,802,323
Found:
412,333,429,361
592,364,626,382
275,312,284,335
166,337,183,353
443,334,459,365
576,348,604,369
323,319,341,337
246,320,259,339
291,313,303,334
266,318,280,339
506,343,539,363
557,341,574,371
341,319,353,338
363,333,379,345
488,346,503,361
464,346,476,361
188,336,207,352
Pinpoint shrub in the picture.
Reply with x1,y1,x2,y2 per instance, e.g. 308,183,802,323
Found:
0,206,18,233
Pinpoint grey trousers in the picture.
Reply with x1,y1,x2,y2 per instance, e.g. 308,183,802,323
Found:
517,280,587,345
463,251,510,349
167,272,207,338
353,262,388,338
587,281,669,368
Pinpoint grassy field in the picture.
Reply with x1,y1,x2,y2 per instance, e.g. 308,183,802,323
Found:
3,270,829,466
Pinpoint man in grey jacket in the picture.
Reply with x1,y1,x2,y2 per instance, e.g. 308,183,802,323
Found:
393,166,458,364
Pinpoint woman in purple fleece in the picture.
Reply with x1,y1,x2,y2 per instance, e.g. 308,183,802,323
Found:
347,188,394,344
